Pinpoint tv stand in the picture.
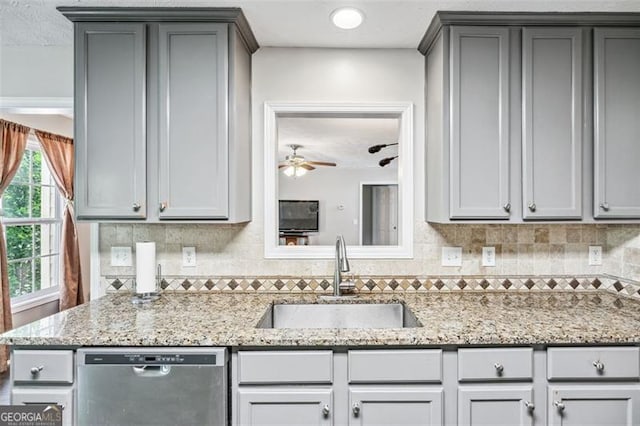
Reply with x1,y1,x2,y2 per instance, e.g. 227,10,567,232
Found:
279,233,309,246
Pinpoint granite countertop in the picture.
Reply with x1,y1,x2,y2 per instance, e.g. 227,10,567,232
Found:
1,291,639,347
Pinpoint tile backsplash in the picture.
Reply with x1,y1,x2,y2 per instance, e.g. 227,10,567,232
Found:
99,222,640,284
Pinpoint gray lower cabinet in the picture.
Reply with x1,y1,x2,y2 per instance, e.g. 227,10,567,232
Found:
11,387,74,426
458,386,535,426
593,28,640,219
521,27,583,220
548,386,640,425
63,8,257,222
349,387,443,425
74,23,147,219
237,388,333,426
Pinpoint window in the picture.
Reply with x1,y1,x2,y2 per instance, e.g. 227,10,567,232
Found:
1,137,62,301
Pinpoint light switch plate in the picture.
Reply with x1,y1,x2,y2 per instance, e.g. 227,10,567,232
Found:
182,246,197,267
111,246,132,267
588,246,603,266
442,247,462,267
482,246,496,267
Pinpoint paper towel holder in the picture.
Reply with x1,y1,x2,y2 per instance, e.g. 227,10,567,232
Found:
131,264,161,304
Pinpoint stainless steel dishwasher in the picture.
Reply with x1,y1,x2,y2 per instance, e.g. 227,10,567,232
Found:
77,347,227,426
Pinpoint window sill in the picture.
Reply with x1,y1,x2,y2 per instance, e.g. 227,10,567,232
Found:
11,289,59,313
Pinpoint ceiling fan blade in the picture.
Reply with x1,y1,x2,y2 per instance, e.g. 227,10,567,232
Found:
300,163,316,170
306,161,336,167
278,164,287,169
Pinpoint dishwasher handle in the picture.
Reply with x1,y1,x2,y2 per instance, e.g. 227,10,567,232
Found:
132,365,172,377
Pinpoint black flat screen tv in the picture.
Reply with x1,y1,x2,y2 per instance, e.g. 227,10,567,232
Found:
279,200,319,233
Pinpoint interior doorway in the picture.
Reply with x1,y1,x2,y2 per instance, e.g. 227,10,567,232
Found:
360,183,398,245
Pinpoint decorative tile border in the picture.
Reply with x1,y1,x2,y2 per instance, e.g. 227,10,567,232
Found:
102,274,640,300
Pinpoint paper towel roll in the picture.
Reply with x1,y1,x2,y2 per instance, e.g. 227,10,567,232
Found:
136,242,157,294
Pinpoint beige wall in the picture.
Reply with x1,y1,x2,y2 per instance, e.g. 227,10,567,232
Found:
96,47,640,285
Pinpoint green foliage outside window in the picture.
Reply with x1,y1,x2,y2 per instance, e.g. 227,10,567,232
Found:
2,150,57,298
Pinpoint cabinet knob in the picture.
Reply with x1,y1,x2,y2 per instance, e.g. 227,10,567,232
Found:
132,203,141,212
528,202,536,212
322,404,330,417
159,202,167,212
30,366,43,376
525,401,535,412
352,402,361,417
593,360,605,372
494,363,504,375
554,401,565,412
600,202,610,211
503,203,511,212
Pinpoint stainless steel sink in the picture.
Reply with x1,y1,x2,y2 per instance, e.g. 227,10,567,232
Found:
257,302,421,329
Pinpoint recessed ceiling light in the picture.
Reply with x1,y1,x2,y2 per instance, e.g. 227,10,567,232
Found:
331,7,364,30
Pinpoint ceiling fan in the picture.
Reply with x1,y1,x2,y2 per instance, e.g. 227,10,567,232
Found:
279,144,336,177
368,142,399,167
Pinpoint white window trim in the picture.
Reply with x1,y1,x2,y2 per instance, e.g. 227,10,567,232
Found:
3,135,64,306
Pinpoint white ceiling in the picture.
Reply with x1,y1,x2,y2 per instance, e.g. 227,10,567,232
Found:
2,0,640,48
277,116,399,169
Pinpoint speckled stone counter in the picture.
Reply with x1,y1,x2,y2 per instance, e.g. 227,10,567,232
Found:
1,291,639,347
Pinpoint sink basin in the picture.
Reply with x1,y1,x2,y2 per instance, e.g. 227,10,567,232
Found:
257,303,421,329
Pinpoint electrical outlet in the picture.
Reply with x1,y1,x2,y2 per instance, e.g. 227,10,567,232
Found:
482,246,496,267
589,245,603,266
111,246,132,267
442,247,462,267
182,246,197,267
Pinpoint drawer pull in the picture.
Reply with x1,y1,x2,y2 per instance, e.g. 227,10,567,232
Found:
524,401,535,412
503,203,511,212
30,366,44,376
600,202,610,211
159,202,167,212
554,401,565,412
494,363,504,375
593,360,605,373
528,202,536,212
322,404,330,417
132,202,141,212
352,402,361,417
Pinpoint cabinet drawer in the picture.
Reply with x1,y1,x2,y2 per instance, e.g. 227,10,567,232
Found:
348,349,442,383
238,351,333,384
458,348,533,381
547,347,640,380
13,350,73,384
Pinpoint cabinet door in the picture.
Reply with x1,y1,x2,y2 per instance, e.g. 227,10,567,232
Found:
459,386,535,426
158,23,229,219
450,26,511,219
237,388,332,426
594,28,640,218
549,385,640,425
522,28,583,220
75,23,147,219
349,387,443,426
12,387,73,426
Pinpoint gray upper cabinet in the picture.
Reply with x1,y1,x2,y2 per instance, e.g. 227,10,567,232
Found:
421,12,640,223
593,28,640,219
522,27,583,220
449,26,511,219
62,8,258,222
74,23,147,219
157,23,229,219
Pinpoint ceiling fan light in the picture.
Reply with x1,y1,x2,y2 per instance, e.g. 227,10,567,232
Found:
295,166,307,177
283,165,295,176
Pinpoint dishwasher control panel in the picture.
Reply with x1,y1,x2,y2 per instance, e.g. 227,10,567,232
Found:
84,353,218,365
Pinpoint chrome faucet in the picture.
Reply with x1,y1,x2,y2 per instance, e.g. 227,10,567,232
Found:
334,235,350,296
